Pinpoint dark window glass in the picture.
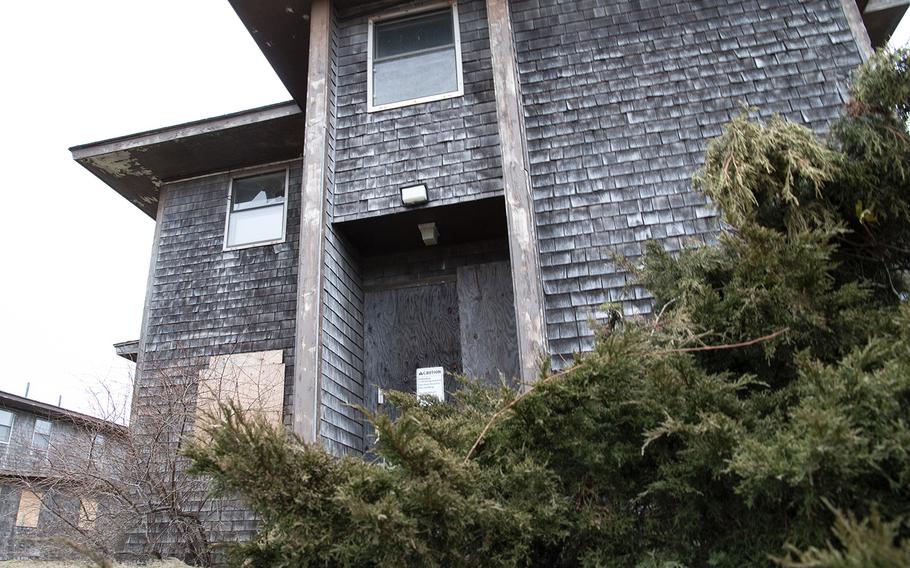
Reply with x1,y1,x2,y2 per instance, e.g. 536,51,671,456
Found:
374,9,454,61
32,419,51,451
232,171,286,212
371,7,460,107
0,410,13,444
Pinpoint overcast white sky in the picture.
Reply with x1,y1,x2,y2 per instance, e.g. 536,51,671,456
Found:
0,3,907,420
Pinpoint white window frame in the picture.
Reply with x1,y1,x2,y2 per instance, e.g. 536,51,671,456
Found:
90,432,106,470
222,167,290,252
367,1,464,113
31,418,52,452
0,410,14,445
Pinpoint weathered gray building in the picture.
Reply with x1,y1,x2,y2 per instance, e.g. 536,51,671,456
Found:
70,0,906,552
0,391,127,560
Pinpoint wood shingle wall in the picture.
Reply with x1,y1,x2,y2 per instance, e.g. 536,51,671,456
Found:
510,0,865,363
333,0,504,221
135,163,302,554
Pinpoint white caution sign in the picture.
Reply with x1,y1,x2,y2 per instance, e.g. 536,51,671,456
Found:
416,367,445,402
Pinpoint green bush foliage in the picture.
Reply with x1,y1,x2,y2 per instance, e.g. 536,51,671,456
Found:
186,49,910,567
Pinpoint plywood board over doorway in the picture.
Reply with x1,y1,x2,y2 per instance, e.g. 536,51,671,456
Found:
363,281,462,411
457,261,520,384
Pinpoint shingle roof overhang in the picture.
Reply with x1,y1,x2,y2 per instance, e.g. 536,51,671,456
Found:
69,101,304,219
226,0,370,104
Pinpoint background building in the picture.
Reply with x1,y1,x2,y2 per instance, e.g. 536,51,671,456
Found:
0,390,127,560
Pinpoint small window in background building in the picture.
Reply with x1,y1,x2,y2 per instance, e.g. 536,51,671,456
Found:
368,4,463,111
15,490,41,528
90,433,106,470
224,170,288,250
0,410,14,444
32,419,52,451
79,499,98,528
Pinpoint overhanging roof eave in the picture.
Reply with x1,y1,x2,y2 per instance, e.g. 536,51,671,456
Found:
70,101,305,218
69,100,300,160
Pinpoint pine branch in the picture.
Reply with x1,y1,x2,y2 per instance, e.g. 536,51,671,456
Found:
464,327,789,463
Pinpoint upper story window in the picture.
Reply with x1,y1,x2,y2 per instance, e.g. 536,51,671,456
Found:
368,3,464,112
0,410,14,444
90,433,106,470
32,419,52,451
224,169,289,250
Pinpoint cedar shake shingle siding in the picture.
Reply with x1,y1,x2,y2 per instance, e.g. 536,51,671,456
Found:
333,0,503,221
510,0,865,362
141,164,301,423
132,164,303,554
320,13,369,456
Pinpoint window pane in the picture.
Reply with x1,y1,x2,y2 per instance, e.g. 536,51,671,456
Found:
227,205,284,247
0,410,12,443
34,419,51,435
32,420,51,450
33,434,49,451
373,48,458,106
91,434,106,467
374,9,454,60
232,172,286,212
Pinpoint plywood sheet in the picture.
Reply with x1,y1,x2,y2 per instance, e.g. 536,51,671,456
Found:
363,282,462,411
16,490,41,528
196,350,286,431
79,499,98,528
457,262,520,384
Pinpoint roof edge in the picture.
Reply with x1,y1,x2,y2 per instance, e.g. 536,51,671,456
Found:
70,100,300,160
0,390,129,435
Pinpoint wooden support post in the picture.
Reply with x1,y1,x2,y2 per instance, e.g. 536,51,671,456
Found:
485,0,548,385
293,0,332,442
841,0,874,61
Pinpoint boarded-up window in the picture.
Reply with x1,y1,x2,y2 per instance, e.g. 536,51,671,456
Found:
79,499,98,528
196,350,285,431
15,490,41,528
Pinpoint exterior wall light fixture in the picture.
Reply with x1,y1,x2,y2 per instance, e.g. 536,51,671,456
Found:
401,184,428,205
418,222,439,246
